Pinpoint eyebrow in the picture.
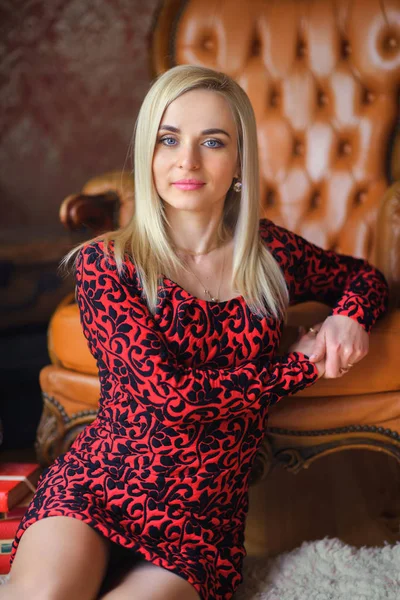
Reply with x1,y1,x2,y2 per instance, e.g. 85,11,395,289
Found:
158,125,231,138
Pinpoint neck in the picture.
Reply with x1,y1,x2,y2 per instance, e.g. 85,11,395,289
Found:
165,208,229,255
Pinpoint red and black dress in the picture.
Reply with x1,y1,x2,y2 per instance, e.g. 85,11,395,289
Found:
11,219,388,599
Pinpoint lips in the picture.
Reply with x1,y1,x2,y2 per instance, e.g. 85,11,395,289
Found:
172,179,205,191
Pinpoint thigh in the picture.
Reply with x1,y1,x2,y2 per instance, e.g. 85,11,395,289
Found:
100,559,201,600
4,516,109,600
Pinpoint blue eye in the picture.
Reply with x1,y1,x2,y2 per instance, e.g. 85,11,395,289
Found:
204,139,224,148
159,136,177,146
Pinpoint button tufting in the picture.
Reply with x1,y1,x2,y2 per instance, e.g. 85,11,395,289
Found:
269,89,279,107
338,140,352,156
354,190,367,205
202,36,214,51
296,40,307,58
317,90,328,107
362,89,375,104
251,37,261,57
310,192,321,209
385,36,398,50
341,40,351,58
293,140,304,156
266,190,275,207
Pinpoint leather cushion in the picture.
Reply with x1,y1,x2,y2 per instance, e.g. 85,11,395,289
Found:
49,301,98,375
40,364,100,415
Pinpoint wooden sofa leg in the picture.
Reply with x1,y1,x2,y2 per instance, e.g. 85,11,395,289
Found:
35,393,97,466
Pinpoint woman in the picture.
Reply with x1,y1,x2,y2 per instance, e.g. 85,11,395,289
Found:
4,65,388,600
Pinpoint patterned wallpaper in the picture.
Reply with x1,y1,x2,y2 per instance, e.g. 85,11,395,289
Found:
0,0,160,241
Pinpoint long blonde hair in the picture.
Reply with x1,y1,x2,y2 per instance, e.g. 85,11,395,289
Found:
61,64,289,318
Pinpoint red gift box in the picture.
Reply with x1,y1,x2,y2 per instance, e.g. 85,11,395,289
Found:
0,517,22,541
0,553,11,575
0,463,41,512
0,491,33,575
0,491,34,521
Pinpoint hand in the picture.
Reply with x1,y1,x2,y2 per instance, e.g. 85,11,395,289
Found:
308,315,369,378
288,327,326,379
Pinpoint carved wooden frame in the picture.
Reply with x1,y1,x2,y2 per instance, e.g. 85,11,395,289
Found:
35,393,97,466
259,425,400,480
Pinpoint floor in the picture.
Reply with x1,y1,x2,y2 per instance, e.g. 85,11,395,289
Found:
245,448,400,556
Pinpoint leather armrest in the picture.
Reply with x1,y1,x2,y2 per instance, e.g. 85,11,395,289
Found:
59,170,135,235
285,310,400,397
376,180,400,308
40,365,100,413
49,302,98,376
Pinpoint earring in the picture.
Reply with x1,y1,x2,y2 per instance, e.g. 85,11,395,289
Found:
233,180,242,192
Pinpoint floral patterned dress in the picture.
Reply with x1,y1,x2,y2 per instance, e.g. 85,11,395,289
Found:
11,219,388,599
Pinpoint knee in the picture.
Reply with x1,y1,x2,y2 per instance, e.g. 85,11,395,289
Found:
1,579,72,600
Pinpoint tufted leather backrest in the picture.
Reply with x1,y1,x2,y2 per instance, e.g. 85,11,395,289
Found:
152,0,400,263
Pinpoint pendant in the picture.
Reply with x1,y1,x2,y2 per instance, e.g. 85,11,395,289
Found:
205,289,218,302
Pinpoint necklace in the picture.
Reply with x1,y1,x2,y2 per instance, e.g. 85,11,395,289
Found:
182,246,226,302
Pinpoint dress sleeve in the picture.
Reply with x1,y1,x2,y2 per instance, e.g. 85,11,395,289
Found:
260,219,389,333
75,242,319,425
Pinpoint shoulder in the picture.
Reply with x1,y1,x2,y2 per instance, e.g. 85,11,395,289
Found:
77,240,114,271
259,218,272,240
259,218,294,247
77,239,136,281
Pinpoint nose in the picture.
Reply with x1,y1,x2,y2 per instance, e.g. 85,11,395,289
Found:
177,142,200,170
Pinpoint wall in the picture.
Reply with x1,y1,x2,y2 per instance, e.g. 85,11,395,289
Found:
0,0,160,330
0,0,160,449
0,0,159,240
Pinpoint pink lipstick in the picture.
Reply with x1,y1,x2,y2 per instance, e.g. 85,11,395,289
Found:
172,179,205,191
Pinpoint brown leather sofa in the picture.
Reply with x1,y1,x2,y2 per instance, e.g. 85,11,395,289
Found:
37,0,400,503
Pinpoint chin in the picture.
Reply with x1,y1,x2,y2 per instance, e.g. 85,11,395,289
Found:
163,196,207,211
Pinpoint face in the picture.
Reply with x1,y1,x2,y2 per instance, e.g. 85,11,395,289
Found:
152,89,240,214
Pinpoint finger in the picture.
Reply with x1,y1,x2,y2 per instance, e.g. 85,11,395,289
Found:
309,337,326,362
324,346,342,378
342,356,359,370
339,347,359,371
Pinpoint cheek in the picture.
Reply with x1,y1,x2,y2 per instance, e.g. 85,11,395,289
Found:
212,154,238,180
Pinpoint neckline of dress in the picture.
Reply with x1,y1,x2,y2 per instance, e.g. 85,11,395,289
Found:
161,275,244,306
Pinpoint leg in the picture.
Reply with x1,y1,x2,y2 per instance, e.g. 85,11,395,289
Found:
99,560,201,600
0,516,109,600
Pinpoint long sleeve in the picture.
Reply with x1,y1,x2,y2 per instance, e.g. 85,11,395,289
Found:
75,242,318,425
259,219,389,333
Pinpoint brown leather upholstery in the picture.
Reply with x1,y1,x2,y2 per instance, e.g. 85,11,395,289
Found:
155,0,400,266
49,298,98,376
59,171,135,234
37,0,400,489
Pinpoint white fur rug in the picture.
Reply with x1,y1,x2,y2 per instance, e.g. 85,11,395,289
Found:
1,538,400,598
236,537,400,600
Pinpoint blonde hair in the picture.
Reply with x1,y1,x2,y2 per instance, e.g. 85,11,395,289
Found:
61,64,289,318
